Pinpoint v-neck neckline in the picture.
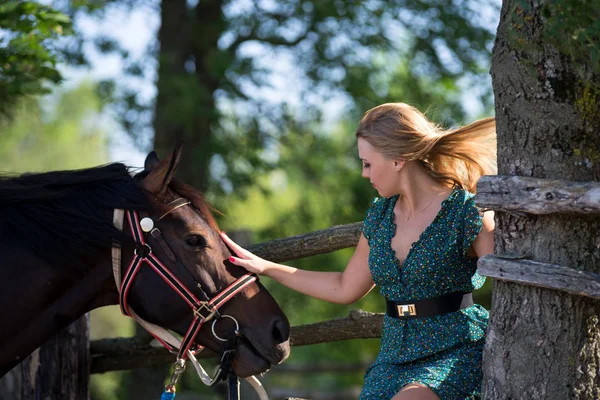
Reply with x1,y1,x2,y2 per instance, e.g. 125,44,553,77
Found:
389,187,458,268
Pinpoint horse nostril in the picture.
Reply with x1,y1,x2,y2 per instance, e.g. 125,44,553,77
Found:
271,317,290,344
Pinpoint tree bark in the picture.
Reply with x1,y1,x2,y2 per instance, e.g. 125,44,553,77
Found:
0,316,90,400
483,0,600,398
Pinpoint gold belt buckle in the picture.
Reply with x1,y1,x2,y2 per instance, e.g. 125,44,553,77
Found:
397,304,417,317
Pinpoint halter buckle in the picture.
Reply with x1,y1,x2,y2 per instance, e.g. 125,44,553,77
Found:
194,302,218,321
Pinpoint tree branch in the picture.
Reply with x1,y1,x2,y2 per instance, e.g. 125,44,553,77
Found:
229,28,311,52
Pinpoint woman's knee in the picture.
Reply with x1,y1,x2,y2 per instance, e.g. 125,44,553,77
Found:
390,383,440,400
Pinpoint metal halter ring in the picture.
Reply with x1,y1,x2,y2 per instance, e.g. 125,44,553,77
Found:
211,315,240,342
134,243,151,257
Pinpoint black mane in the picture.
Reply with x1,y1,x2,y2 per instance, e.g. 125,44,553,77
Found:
0,163,149,278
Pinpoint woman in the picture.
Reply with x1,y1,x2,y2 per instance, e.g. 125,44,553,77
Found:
221,103,496,399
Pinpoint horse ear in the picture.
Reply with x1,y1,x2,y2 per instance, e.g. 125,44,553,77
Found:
142,141,184,196
144,151,160,172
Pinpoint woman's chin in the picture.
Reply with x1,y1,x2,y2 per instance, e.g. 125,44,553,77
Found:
232,341,272,378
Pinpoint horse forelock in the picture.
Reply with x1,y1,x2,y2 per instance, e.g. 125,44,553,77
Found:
167,179,221,233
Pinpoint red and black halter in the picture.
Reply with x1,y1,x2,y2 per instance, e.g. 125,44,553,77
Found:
118,198,257,362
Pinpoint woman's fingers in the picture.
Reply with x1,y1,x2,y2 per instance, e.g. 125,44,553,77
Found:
220,232,266,274
228,255,260,274
220,231,250,258
228,255,244,266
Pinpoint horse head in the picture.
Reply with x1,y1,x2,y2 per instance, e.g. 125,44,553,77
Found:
120,143,291,378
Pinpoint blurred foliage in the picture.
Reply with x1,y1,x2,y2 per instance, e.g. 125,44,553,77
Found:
0,82,108,171
0,1,71,115
48,0,497,190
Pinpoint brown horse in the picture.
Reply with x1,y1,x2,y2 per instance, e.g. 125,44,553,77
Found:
0,144,290,379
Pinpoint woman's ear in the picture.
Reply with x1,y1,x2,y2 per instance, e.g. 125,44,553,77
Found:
393,159,405,171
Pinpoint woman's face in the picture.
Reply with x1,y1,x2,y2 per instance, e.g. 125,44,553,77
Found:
357,138,398,198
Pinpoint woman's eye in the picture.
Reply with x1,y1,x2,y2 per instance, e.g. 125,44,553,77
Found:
186,235,207,248
363,163,370,169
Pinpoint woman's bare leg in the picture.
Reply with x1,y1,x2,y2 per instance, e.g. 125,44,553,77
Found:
390,383,440,400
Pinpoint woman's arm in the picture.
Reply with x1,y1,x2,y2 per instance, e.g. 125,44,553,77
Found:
221,232,375,305
471,210,495,258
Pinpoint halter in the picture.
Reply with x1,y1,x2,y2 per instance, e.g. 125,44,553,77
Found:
112,198,269,399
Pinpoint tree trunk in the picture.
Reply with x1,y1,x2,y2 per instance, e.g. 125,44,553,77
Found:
153,0,224,190
0,316,90,400
483,0,600,398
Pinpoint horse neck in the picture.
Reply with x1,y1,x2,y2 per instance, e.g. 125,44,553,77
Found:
0,246,118,375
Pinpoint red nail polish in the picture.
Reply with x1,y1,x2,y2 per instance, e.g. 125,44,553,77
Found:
229,256,235,262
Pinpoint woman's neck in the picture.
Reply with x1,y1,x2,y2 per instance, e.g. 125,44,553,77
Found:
396,162,452,214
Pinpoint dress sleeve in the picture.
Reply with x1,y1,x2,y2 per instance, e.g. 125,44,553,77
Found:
462,195,483,257
361,197,385,244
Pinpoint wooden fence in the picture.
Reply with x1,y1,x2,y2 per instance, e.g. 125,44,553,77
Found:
476,175,600,300
5,174,599,398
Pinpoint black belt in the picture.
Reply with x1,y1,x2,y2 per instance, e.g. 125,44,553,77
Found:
386,292,473,319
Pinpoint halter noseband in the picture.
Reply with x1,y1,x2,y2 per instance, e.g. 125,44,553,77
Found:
112,198,268,398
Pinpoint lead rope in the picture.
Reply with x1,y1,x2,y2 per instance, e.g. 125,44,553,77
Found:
112,209,269,400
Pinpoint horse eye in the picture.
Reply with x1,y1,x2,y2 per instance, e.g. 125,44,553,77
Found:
185,235,207,248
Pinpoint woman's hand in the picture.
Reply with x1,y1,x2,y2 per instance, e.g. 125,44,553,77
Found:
220,231,272,276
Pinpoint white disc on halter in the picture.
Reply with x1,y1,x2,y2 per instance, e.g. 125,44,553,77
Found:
140,217,154,232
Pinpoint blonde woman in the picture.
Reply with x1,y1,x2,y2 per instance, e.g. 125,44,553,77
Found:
221,103,495,400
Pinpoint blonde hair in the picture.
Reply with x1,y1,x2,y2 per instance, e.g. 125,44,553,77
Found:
356,103,496,193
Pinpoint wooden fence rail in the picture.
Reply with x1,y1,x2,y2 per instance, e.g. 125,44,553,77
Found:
247,222,362,262
478,255,600,299
476,175,600,214
91,310,383,373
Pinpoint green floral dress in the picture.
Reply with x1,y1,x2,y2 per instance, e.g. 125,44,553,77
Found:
360,188,488,400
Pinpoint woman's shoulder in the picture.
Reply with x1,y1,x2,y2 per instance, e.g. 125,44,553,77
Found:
449,188,478,210
442,188,481,224
362,195,396,241
366,195,396,219
454,187,475,202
